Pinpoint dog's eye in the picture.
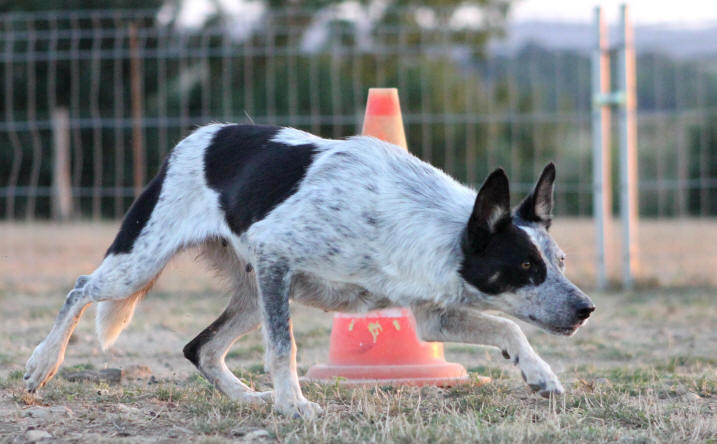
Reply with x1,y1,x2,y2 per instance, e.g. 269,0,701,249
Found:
559,256,566,267
521,261,531,270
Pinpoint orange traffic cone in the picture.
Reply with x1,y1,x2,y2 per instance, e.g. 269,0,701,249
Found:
305,88,476,386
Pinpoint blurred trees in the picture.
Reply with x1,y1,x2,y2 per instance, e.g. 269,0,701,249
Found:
1,2,717,219
0,0,163,13
0,1,515,218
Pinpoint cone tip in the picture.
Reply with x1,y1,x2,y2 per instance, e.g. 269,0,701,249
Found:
365,88,401,117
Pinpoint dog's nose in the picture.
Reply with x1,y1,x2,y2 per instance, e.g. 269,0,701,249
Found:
575,303,595,320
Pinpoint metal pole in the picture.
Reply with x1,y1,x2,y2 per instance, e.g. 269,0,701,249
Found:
591,6,612,290
618,4,640,289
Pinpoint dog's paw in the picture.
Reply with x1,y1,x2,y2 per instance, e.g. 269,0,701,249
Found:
274,397,323,420
24,341,63,393
519,357,564,398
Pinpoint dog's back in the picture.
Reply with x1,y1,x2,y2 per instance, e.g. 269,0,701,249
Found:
96,124,327,346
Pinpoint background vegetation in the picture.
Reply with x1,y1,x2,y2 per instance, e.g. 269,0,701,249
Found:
1,0,716,219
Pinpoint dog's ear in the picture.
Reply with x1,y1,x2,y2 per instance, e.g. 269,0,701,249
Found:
467,168,511,238
515,162,555,228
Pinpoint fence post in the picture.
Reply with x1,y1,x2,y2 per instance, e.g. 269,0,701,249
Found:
618,4,640,289
591,6,612,290
129,22,145,197
52,107,73,221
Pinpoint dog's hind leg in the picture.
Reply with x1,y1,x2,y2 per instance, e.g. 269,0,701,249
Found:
182,241,270,404
412,305,564,398
23,279,94,393
25,125,231,393
23,186,190,393
182,287,271,404
23,246,174,393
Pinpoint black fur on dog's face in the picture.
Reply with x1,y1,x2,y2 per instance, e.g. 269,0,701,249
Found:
460,164,595,336
459,168,547,295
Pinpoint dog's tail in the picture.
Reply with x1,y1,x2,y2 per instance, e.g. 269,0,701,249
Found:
95,279,156,350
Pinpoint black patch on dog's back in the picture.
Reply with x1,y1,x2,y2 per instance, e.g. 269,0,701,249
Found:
106,161,169,256
204,125,319,235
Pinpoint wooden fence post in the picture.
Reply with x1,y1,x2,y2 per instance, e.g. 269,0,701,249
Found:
129,22,145,197
52,107,73,221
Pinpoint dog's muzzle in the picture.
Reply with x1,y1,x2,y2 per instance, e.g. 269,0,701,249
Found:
549,289,595,335
574,301,595,321
560,293,595,334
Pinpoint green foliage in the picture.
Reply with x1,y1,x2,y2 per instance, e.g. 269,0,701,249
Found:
0,0,163,12
2,3,717,219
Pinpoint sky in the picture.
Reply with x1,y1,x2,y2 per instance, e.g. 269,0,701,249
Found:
512,0,717,25
167,0,717,31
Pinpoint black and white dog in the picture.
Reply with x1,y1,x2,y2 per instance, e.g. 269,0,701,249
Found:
25,124,594,418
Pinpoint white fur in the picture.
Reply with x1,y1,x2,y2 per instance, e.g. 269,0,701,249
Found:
26,124,586,414
95,292,143,350
245,134,476,308
487,206,507,232
270,126,332,147
94,124,234,349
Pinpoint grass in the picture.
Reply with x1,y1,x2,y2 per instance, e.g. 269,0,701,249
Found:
1,223,716,442
2,289,715,443
2,359,714,443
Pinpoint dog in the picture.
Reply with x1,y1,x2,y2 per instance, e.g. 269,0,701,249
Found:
25,124,595,418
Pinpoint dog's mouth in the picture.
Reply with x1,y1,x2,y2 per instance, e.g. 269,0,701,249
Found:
527,315,586,336
551,319,589,336
549,325,579,336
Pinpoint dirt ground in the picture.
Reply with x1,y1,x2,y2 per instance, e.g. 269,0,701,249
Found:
3,218,717,293
1,221,716,443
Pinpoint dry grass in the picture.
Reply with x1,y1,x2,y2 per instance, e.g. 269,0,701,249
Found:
1,221,716,443
3,218,717,293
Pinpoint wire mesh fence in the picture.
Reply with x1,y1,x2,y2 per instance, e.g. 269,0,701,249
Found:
0,8,716,226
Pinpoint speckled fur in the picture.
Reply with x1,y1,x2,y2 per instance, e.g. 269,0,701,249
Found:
25,124,593,417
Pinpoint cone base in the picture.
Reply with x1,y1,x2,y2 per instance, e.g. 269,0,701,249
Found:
304,362,478,387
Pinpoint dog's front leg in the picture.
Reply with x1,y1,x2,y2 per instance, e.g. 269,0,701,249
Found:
413,306,564,397
255,259,322,419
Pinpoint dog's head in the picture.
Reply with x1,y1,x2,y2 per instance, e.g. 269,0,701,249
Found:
459,163,594,335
